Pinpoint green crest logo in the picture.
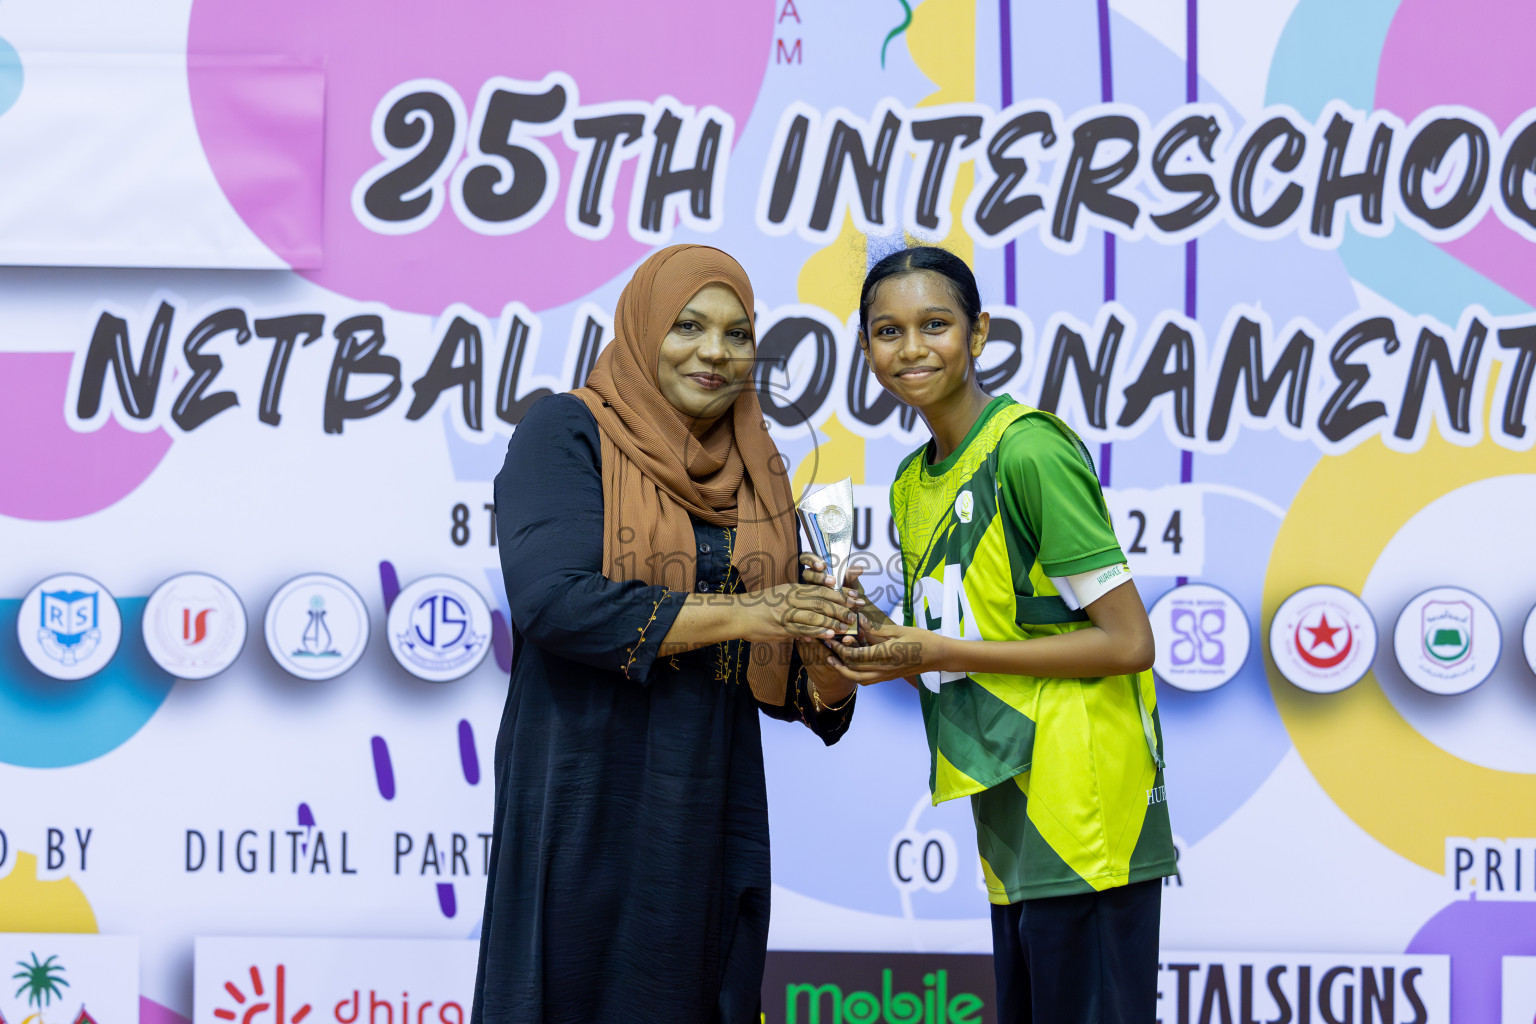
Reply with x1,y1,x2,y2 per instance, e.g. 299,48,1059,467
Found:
1422,600,1472,665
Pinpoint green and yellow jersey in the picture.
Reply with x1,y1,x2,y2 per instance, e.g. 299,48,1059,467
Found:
891,395,1176,903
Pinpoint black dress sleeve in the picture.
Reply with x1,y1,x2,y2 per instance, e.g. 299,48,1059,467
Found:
493,394,686,684
757,643,855,745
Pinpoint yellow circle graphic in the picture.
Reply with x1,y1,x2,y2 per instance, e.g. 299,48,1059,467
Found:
0,852,97,931
1264,432,1536,871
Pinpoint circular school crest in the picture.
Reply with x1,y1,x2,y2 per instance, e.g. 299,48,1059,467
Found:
142,573,248,680
385,575,492,682
17,573,122,681
264,574,371,681
1268,585,1377,694
1150,583,1250,692
1524,602,1536,678
1393,586,1499,695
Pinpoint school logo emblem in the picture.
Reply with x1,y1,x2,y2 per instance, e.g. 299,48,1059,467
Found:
17,573,122,681
142,573,247,680
1393,587,1499,695
954,490,974,524
385,575,491,683
1269,585,1377,694
1523,603,1536,678
264,574,370,681
1421,600,1471,665
1150,583,1250,692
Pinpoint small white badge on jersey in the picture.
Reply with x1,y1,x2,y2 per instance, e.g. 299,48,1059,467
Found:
955,490,974,523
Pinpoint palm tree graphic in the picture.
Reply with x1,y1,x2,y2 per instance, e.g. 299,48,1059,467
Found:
12,954,69,1011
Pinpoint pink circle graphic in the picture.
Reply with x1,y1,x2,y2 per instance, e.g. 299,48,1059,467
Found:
188,0,773,315
1377,0,1536,307
0,354,172,521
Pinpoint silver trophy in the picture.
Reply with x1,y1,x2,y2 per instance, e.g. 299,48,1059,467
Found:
797,477,857,642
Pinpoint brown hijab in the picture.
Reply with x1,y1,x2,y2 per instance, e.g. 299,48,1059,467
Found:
573,245,799,702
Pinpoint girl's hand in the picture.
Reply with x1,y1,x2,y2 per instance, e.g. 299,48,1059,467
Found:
795,638,856,709
799,553,868,602
845,560,896,633
798,554,868,644
823,621,951,685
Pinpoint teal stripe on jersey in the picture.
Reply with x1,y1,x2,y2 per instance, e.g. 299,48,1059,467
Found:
1014,595,1090,625
955,459,1001,569
921,680,1036,791
972,781,1091,901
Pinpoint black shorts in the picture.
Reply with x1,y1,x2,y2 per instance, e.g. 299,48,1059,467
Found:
990,878,1162,1024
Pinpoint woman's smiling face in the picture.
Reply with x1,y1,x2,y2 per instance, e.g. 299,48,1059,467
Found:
860,270,989,409
655,282,755,422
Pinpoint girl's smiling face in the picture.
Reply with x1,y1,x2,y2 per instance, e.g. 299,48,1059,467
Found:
860,270,990,410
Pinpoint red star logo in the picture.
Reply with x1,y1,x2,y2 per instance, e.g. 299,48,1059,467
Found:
1305,614,1342,652
1294,607,1354,670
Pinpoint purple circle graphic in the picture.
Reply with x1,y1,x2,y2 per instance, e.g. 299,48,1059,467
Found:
0,354,171,521
1378,0,1536,307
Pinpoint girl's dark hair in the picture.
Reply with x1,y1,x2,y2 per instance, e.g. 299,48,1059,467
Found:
857,246,982,340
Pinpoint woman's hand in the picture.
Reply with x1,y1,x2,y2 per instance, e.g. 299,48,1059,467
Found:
822,621,951,686
739,583,859,643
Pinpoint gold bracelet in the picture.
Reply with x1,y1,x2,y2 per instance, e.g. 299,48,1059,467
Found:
809,678,855,714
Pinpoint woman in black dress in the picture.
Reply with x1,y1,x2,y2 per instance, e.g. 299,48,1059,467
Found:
471,245,859,1024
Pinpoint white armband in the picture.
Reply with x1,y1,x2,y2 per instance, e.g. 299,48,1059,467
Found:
1049,562,1133,611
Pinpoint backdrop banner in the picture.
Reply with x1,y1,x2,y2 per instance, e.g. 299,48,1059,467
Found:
2,1,1534,1023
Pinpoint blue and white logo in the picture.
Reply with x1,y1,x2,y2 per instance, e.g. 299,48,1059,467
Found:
18,573,122,680
386,575,491,683
264,574,371,681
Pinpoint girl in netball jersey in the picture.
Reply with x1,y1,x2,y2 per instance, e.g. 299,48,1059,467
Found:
813,246,1175,1024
